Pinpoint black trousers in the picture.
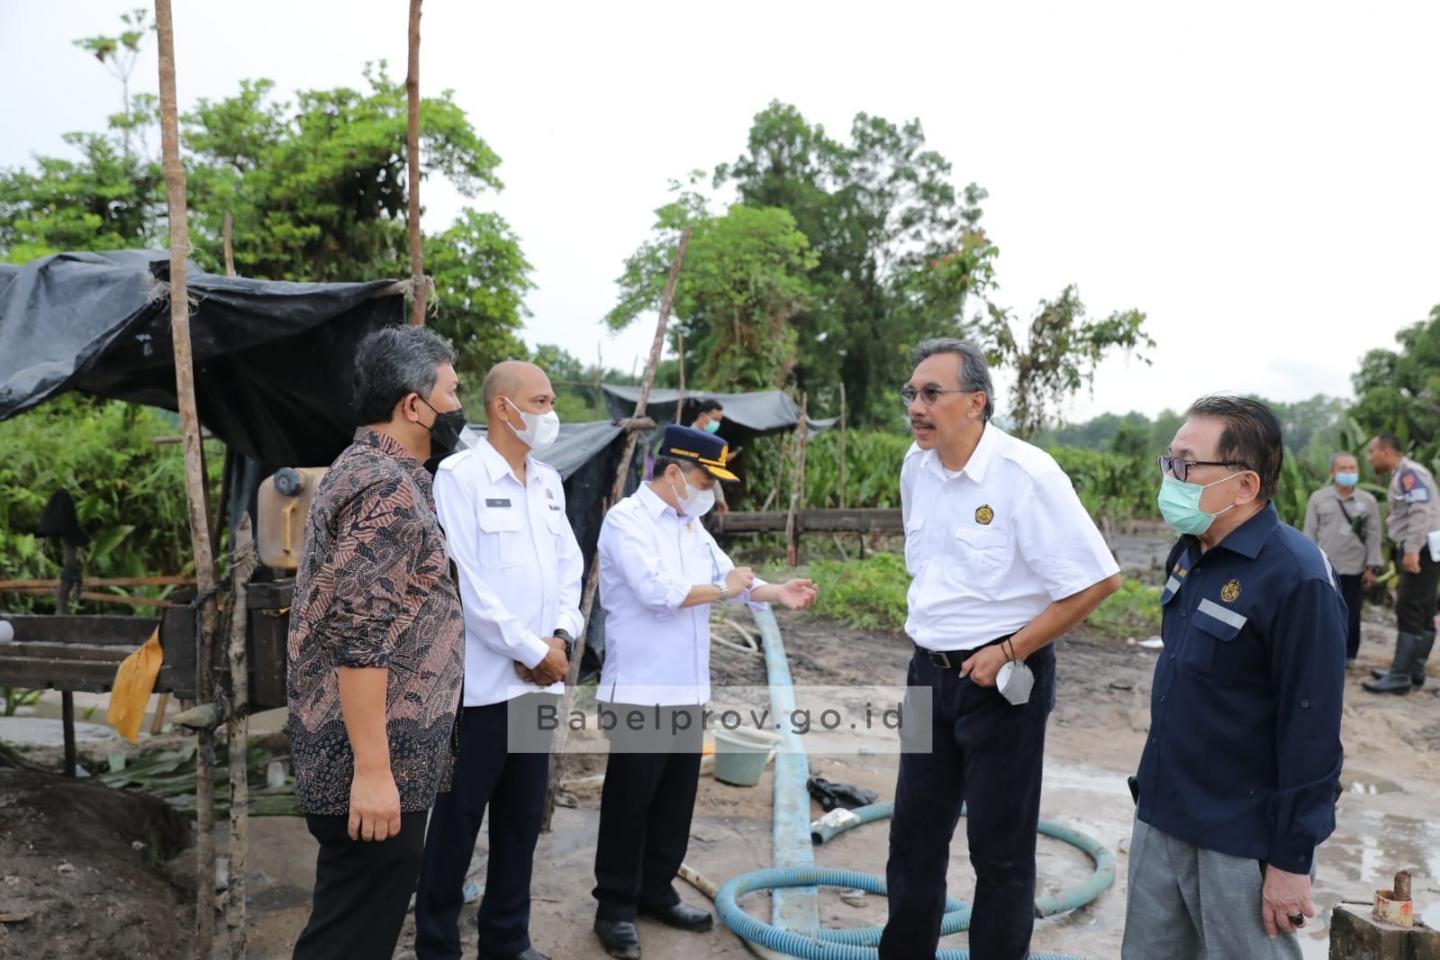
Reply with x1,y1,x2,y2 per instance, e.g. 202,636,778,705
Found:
1337,573,1364,659
293,810,428,960
592,704,705,922
1396,550,1440,636
879,641,1055,960
415,700,553,960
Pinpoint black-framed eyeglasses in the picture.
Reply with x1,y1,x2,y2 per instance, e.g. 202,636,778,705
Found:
901,385,970,407
1156,455,1249,483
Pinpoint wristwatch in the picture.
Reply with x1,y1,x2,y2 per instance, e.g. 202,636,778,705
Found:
553,628,575,661
716,581,731,603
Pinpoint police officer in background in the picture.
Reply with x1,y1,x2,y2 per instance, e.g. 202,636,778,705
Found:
881,340,1120,960
1302,451,1382,662
591,425,817,959
415,360,581,960
1365,432,1440,693
1123,396,1346,959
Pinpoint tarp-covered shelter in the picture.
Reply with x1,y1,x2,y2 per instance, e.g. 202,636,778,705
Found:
601,385,836,437
0,251,404,467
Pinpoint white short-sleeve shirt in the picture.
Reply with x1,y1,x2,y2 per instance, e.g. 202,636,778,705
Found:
902,424,1119,651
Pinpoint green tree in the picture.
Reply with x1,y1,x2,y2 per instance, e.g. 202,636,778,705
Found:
975,285,1153,440
608,184,817,390
1351,303,1440,468
2,18,531,379
715,102,996,422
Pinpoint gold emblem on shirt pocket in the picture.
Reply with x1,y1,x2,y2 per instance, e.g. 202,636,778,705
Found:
975,505,994,525
1220,579,1241,603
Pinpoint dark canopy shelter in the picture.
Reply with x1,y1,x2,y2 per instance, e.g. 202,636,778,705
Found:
601,385,835,436
0,250,403,466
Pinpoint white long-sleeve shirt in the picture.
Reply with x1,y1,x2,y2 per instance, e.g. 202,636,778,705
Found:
596,483,759,706
433,438,584,706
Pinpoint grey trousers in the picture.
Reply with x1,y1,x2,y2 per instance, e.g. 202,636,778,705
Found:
1121,817,1303,960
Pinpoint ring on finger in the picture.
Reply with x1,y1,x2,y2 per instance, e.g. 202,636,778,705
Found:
1288,914,1306,927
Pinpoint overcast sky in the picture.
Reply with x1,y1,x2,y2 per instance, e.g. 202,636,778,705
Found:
4,1,1437,422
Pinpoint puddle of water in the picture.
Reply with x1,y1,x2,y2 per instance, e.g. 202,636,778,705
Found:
1341,769,1405,795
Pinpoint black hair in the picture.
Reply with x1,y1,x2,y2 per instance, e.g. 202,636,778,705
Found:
1185,395,1284,500
1373,432,1404,455
912,338,994,421
353,326,456,425
696,399,723,415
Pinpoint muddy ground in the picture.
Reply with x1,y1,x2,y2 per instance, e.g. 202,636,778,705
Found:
2,602,1438,959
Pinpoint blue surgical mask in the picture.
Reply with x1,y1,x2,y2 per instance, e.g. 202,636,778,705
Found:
1157,472,1242,536
704,420,722,434
1335,472,1359,488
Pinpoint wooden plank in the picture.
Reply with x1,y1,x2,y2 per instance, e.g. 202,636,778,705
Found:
711,508,903,535
0,658,124,692
1,643,132,663
0,615,160,646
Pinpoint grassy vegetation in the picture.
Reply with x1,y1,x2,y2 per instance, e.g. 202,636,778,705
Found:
1086,577,1164,641
806,552,910,632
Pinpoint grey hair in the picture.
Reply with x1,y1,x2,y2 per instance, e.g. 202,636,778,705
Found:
912,338,994,421
353,326,456,424
1330,451,1358,470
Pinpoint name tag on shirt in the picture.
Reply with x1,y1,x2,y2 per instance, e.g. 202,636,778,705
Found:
485,498,511,508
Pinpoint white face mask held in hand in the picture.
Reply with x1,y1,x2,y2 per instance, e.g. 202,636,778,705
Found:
996,659,1035,706
504,398,560,452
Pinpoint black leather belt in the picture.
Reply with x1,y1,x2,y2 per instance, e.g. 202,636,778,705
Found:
916,635,1015,670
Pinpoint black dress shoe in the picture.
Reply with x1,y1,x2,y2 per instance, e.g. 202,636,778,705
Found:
639,900,714,932
478,950,550,960
594,919,643,959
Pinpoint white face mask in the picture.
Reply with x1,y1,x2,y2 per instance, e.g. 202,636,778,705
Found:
669,471,716,518
504,398,560,452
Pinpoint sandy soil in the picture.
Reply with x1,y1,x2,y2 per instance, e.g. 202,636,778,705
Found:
2,604,1437,960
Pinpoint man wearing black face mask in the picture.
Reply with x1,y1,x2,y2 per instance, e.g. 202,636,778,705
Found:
288,325,466,960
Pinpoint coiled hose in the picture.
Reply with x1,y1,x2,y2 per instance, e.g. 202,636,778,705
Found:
712,802,1114,960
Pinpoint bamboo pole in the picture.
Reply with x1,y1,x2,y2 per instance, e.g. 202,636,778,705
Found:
837,381,847,510
154,2,220,953
405,0,425,326
541,228,691,832
225,519,258,959
785,393,809,567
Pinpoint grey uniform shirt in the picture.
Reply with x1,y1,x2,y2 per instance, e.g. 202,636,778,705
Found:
1387,457,1440,556
1302,485,1382,575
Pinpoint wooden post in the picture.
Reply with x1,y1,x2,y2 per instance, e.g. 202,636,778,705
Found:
677,330,686,418
154,1,220,954
405,0,425,326
837,381,847,510
57,541,80,778
785,393,809,567
225,519,258,960
541,229,691,831
222,212,235,279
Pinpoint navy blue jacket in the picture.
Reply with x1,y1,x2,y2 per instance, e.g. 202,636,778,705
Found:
1135,503,1346,874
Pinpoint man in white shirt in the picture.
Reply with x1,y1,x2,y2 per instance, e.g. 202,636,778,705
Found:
590,424,817,960
880,340,1121,960
414,360,580,960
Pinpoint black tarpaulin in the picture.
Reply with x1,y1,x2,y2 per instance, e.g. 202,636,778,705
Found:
601,385,837,433
0,250,404,466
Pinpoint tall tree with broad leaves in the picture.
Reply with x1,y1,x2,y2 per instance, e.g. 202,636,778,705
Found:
1351,304,1440,468
714,101,996,423
607,180,818,391
1,16,531,380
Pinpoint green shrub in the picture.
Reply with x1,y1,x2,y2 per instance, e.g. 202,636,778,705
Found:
1086,577,1163,640
807,551,910,632
0,396,211,608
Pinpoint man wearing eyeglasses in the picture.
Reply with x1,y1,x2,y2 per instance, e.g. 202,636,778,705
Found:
880,339,1121,960
1122,396,1346,960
